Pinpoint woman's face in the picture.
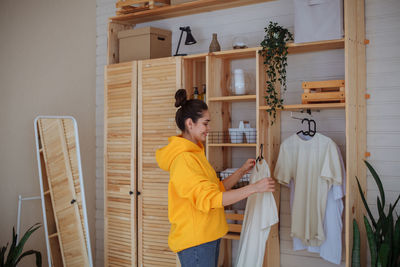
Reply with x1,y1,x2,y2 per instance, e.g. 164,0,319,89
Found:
186,110,210,143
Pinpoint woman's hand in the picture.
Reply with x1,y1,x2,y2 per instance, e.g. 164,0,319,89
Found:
252,177,275,193
240,159,256,174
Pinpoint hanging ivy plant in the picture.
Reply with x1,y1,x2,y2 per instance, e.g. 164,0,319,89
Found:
259,21,293,124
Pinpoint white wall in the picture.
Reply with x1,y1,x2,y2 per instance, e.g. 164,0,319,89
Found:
0,0,96,266
95,0,400,266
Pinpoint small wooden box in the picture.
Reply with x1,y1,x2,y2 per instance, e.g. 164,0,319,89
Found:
301,80,345,104
118,27,172,62
116,0,170,15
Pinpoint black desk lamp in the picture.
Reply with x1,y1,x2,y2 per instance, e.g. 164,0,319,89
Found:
174,26,196,56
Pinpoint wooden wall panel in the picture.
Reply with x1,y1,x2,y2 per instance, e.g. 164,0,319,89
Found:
138,57,182,267
104,61,137,266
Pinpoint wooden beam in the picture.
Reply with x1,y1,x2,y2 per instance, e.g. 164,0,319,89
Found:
345,0,367,266
257,53,281,267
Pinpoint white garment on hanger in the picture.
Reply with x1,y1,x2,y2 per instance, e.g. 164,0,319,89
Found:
274,133,342,246
236,159,279,267
289,135,346,264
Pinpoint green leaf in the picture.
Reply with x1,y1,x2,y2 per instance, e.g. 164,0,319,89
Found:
378,243,390,267
0,243,8,267
13,223,41,264
352,219,361,267
365,160,385,207
15,250,42,267
365,216,378,266
357,176,377,228
377,196,385,219
5,227,18,266
392,216,400,267
388,194,400,217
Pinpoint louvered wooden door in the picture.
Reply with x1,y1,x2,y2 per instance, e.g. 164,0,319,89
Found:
104,62,138,266
138,57,182,267
38,118,89,266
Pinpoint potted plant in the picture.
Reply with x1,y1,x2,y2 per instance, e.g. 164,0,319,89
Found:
0,223,42,267
259,21,293,124
352,161,400,267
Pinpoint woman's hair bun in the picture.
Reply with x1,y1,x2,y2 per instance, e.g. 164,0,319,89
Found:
175,89,187,107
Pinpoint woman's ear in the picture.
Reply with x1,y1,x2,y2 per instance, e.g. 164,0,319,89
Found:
185,118,194,131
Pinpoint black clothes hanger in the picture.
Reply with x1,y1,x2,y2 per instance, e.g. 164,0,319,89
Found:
296,118,317,137
296,118,310,136
256,144,264,163
308,119,316,137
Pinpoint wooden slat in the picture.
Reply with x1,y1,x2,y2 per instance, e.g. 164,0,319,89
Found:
227,223,242,233
223,233,241,240
104,61,137,267
302,80,345,89
138,57,181,267
224,213,244,221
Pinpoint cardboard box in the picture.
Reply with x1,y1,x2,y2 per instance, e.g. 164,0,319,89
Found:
294,0,343,43
118,27,172,62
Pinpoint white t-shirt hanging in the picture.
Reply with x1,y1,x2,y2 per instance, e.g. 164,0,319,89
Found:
289,144,346,264
289,134,346,264
236,159,278,267
274,133,342,246
289,135,346,264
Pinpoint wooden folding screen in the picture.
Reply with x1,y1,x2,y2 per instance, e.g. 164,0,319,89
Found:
138,57,182,267
104,61,138,266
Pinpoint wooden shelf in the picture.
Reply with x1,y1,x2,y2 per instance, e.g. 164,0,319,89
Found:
208,95,256,102
287,39,344,54
207,143,257,147
212,47,258,59
110,0,274,24
184,39,344,60
183,53,208,60
259,103,345,111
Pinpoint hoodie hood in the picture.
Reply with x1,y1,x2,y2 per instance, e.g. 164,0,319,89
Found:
156,136,204,171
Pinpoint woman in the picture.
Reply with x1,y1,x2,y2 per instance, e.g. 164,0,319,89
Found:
156,89,275,267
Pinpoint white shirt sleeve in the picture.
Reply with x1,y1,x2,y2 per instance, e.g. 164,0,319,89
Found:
274,144,292,185
320,141,342,186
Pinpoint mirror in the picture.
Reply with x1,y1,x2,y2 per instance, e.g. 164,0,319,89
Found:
34,116,93,267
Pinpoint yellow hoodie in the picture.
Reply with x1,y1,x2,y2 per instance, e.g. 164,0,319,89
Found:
156,136,228,252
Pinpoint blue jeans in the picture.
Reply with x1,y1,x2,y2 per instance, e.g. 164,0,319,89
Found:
177,239,221,267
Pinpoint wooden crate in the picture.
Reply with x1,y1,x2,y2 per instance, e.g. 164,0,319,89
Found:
301,79,345,104
116,0,170,15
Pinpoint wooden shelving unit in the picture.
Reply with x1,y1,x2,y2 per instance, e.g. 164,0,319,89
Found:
105,0,366,266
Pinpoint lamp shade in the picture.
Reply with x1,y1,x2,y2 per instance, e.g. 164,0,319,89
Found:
185,29,196,45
